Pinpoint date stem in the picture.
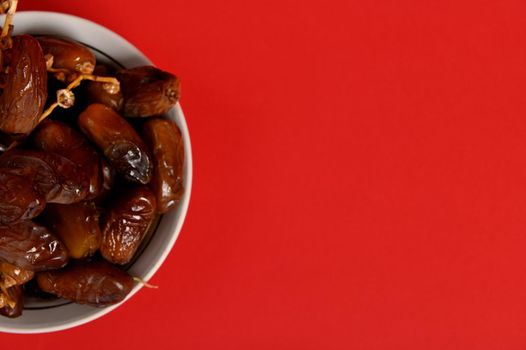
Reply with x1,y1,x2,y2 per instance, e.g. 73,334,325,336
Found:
38,102,59,123
133,276,159,289
66,74,120,91
0,0,17,39
39,74,120,123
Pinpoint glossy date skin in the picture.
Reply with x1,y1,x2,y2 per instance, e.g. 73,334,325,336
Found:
0,262,34,288
0,221,68,271
0,169,46,224
33,120,102,199
44,202,101,259
101,186,157,265
37,261,134,306
0,149,89,204
86,65,123,111
37,35,96,75
142,119,185,213
78,103,153,184
0,285,23,318
117,66,180,117
0,35,48,136
96,159,116,204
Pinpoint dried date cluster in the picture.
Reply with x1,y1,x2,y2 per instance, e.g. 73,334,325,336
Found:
0,1,185,318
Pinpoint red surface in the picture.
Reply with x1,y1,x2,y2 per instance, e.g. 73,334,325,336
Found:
3,0,526,348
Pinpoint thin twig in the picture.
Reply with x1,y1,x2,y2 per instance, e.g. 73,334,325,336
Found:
39,75,120,123
5,139,19,151
1,0,17,39
38,102,59,123
66,74,120,91
133,276,159,289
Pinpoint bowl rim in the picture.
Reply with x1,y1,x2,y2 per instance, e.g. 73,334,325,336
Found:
0,11,193,334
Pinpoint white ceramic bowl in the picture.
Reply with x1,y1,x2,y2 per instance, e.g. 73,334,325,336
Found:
0,11,193,333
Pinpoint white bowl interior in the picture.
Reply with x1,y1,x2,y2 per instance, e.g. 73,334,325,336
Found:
0,11,192,334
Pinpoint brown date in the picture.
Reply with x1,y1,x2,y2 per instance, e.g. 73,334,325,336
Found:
33,120,102,199
101,186,157,265
117,66,180,117
0,149,89,204
37,261,134,306
44,202,101,259
0,285,23,318
78,103,153,184
142,119,185,213
0,262,34,288
96,159,116,203
85,65,123,111
0,168,46,224
0,221,68,271
37,35,96,76
0,35,48,136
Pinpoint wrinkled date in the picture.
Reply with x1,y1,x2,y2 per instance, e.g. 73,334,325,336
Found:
0,221,68,271
37,261,134,306
33,120,102,199
78,103,153,184
0,149,89,204
0,262,34,288
101,186,157,264
37,35,96,76
44,202,101,259
0,35,48,136
0,168,46,224
117,66,180,117
142,118,185,213
0,285,23,318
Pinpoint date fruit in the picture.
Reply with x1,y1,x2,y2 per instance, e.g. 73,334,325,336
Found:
37,35,96,75
37,261,134,306
86,65,123,111
0,168,46,224
117,66,180,117
142,119,185,213
0,221,68,271
0,149,89,204
78,103,153,184
101,186,157,264
96,159,116,204
0,262,34,288
44,202,101,259
0,285,23,318
33,120,102,199
0,35,48,136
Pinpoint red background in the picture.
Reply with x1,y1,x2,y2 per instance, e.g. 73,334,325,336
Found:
4,0,526,348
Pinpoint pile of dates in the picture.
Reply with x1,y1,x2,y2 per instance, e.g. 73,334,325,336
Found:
0,33,184,318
